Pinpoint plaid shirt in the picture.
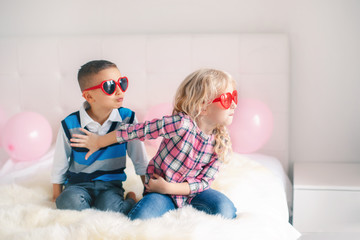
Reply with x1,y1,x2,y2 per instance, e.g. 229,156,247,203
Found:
116,112,221,207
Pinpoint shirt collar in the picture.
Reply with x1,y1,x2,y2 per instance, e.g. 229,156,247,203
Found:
180,112,213,141
79,101,122,128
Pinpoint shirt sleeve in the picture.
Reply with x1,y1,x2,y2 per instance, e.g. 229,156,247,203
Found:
126,116,149,175
116,114,190,143
186,156,221,196
51,127,71,184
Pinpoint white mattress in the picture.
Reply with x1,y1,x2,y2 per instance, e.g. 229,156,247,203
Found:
242,153,293,217
0,147,300,240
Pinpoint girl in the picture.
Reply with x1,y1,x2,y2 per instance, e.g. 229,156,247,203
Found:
70,68,238,220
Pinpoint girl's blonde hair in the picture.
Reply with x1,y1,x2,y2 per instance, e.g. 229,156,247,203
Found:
173,68,236,162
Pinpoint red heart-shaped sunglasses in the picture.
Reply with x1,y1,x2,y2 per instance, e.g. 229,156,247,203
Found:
212,90,238,109
83,77,128,95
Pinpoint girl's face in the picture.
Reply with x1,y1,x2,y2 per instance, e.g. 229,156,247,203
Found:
206,84,237,126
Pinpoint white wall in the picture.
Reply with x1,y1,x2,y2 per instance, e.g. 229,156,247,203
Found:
289,1,360,165
0,0,359,167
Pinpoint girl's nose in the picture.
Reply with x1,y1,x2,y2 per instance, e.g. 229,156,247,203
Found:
230,100,237,109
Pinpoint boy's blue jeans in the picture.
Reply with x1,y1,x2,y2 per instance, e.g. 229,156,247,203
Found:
56,180,135,214
128,188,237,220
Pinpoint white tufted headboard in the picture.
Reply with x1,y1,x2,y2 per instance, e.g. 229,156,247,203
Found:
0,34,289,171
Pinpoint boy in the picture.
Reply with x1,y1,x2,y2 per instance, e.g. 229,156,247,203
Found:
51,60,148,215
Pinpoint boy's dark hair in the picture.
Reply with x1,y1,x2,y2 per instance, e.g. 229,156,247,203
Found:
78,60,117,91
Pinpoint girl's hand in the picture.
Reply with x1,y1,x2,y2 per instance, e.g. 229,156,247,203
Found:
145,174,169,194
70,128,100,160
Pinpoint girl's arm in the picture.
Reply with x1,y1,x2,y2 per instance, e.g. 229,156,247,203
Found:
186,157,221,196
115,114,188,143
70,130,117,159
145,174,191,195
71,114,189,160
148,158,220,196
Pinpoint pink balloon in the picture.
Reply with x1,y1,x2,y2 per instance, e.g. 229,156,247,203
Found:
0,107,8,148
228,99,273,153
143,103,173,149
1,111,53,162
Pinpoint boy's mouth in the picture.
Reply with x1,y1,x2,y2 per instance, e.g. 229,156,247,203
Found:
117,98,123,102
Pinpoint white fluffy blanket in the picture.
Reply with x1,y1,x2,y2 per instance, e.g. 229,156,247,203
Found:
0,149,300,240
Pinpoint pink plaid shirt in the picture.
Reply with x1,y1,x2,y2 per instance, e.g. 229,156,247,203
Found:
116,112,221,207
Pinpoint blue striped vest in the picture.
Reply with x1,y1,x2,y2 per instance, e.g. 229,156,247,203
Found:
61,107,135,184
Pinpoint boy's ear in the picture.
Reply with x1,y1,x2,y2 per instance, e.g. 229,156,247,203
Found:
82,91,95,103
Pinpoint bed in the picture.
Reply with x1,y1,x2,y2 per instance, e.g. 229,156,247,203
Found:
0,147,298,239
0,34,300,239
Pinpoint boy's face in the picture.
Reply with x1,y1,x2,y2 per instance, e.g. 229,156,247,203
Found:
83,67,125,110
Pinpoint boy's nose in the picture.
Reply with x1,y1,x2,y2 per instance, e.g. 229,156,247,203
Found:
230,100,237,109
115,84,122,95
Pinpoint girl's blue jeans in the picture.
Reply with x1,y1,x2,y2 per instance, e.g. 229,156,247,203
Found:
128,188,237,220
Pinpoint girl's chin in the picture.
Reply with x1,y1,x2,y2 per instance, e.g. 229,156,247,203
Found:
224,118,233,126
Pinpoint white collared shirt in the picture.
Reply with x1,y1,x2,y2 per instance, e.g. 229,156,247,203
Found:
51,102,149,184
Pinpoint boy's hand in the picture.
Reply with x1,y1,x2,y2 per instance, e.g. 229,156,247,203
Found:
70,128,100,160
52,184,62,202
145,174,169,194
52,193,60,202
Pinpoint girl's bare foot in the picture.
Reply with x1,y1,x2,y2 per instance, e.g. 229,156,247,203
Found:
125,191,137,203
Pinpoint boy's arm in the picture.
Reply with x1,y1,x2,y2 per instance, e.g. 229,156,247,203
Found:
140,175,145,185
127,116,149,181
52,184,63,202
52,128,72,201
128,140,149,184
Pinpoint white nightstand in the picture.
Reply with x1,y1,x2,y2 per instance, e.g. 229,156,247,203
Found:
293,162,360,239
